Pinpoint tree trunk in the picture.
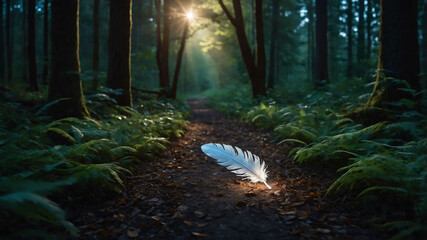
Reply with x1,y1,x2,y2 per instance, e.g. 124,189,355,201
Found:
92,0,99,90
267,0,279,89
160,0,171,89
366,0,372,59
42,0,49,83
6,0,12,84
49,0,90,118
307,0,315,82
255,0,266,94
28,0,38,91
357,0,365,67
347,0,353,77
422,0,427,75
367,0,421,107
314,0,328,88
107,0,132,107
170,21,189,99
218,0,266,97
0,0,5,85
23,0,28,84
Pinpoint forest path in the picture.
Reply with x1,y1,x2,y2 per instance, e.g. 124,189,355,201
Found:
72,99,385,240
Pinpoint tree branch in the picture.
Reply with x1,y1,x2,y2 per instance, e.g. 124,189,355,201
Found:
218,0,237,26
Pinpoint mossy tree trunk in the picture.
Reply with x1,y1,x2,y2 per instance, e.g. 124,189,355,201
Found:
155,0,171,91
357,0,365,74
107,0,133,107
169,21,189,99
5,0,12,84
314,0,328,88
367,0,421,107
48,0,90,118
28,0,38,92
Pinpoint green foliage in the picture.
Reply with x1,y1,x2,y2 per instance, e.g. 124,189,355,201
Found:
0,91,188,238
206,84,427,238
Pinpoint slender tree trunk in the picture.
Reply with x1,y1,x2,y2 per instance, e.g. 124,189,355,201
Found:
367,0,421,107
347,0,353,77
49,0,90,118
0,0,5,85
315,0,328,88
42,0,49,83
170,21,189,99
307,0,315,82
6,0,11,84
92,0,99,90
366,0,372,59
357,0,365,67
218,0,266,97
255,0,266,93
23,0,28,83
268,0,279,89
422,0,427,75
160,0,170,89
155,0,163,88
28,0,38,91
107,0,132,107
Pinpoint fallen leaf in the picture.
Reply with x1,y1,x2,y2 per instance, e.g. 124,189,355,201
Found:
126,229,140,238
235,201,247,208
194,210,205,218
184,220,193,226
192,232,207,237
316,228,331,234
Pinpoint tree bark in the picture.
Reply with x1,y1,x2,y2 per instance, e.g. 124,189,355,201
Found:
0,0,5,84
347,0,353,77
267,0,279,89
218,0,266,97
307,0,315,82
23,0,28,83
357,0,365,67
367,0,421,107
366,0,372,59
49,0,90,118
160,0,171,89
422,0,427,75
42,0,49,83
107,0,133,107
170,21,189,99
6,0,12,84
28,0,38,91
314,0,328,88
92,0,99,90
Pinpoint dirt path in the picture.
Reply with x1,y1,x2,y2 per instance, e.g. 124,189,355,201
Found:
71,99,385,240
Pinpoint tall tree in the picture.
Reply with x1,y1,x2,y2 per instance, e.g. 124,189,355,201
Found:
155,0,171,90
107,0,132,107
48,0,90,118
28,0,38,91
307,0,315,82
347,0,353,77
422,0,427,75
366,0,372,59
367,0,421,107
357,0,365,67
5,0,12,84
314,0,328,88
0,0,5,84
267,0,279,89
92,0,99,90
170,19,190,99
42,0,49,83
22,0,28,83
218,0,266,97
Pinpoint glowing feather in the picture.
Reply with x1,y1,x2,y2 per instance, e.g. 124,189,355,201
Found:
201,143,271,189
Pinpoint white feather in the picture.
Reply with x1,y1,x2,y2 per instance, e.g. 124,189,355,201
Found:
201,143,271,189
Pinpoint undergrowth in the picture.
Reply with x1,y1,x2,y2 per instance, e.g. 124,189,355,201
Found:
205,83,427,239
0,88,188,239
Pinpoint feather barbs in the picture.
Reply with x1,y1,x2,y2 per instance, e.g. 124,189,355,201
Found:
201,143,271,189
